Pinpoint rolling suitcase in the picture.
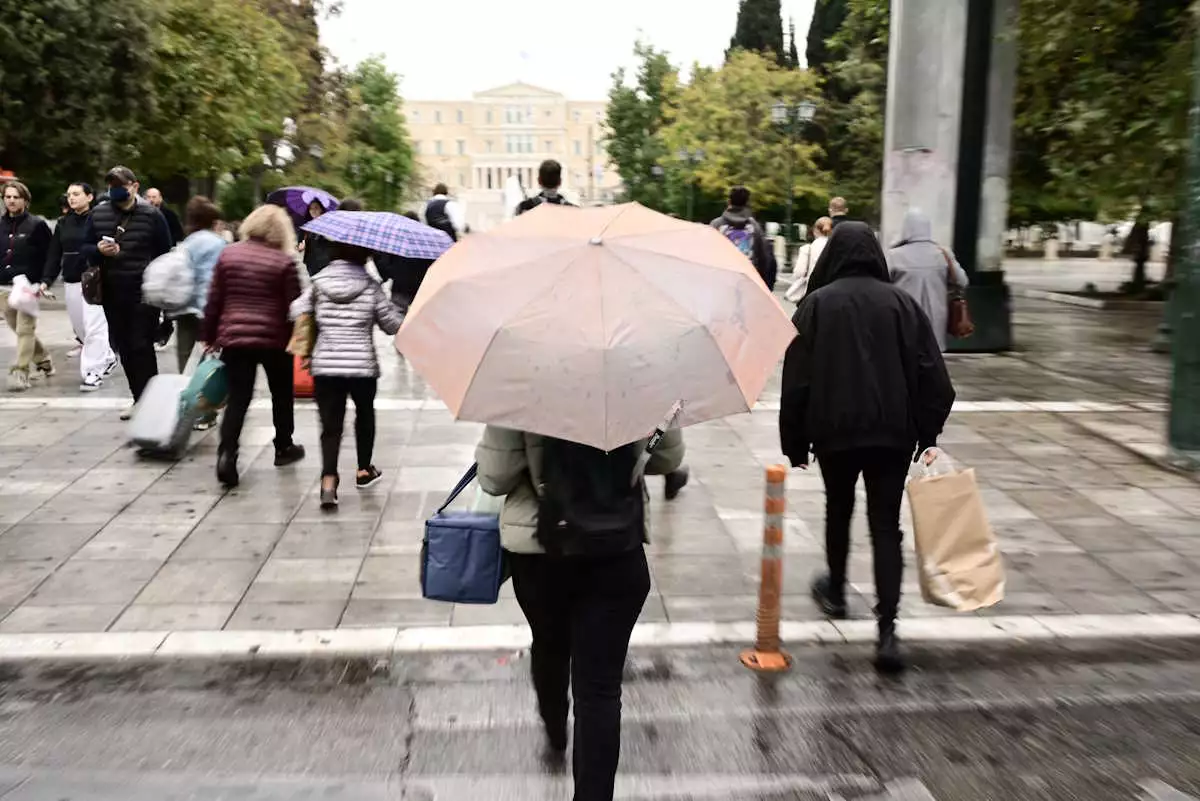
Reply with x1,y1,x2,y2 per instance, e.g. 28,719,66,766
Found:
128,374,198,457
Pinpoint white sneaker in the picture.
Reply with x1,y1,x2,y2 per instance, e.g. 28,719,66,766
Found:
101,357,119,377
119,404,134,421
6,371,30,393
66,345,83,358
80,373,103,392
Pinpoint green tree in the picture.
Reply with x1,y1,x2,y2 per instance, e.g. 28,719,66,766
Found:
0,0,156,212
338,57,415,211
727,0,786,65
805,0,849,78
602,43,682,211
662,50,827,210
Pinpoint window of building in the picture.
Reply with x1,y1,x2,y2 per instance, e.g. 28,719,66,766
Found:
456,109,464,124
573,111,581,122
459,172,466,189
486,109,493,124
457,140,466,155
574,140,582,156
435,140,443,155
544,140,553,153
413,141,421,155
486,139,493,153
435,110,442,124
411,110,420,124
486,169,493,190
506,136,513,154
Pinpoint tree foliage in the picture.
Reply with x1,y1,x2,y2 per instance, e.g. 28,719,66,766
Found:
662,50,827,209
728,0,787,65
806,0,849,78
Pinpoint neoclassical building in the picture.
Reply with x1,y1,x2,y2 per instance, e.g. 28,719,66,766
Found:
405,82,623,230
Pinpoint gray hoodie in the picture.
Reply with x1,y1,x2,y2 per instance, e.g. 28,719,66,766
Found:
291,260,404,378
887,210,969,353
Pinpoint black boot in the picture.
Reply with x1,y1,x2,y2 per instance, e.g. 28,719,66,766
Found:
875,619,905,675
664,467,690,501
274,443,306,467
810,573,847,619
216,450,239,488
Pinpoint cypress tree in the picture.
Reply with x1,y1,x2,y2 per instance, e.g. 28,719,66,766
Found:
727,0,786,65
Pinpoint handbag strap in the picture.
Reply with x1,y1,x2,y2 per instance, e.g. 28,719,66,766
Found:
438,463,479,514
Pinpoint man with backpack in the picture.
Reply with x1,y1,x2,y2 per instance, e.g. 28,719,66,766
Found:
423,184,464,241
711,186,775,290
515,160,574,216
476,425,684,800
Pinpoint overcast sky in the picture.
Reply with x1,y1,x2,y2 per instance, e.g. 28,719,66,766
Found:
320,0,817,100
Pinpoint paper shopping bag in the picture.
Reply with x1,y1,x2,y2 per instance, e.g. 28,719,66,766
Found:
906,467,1005,611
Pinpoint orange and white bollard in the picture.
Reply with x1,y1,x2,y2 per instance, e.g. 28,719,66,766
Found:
740,464,791,672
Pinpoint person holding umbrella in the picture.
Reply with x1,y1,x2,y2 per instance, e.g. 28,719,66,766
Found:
395,203,795,799
296,210,453,508
265,186,340,277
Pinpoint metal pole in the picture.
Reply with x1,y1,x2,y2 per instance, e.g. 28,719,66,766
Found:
1167,10,1200,465
785,124,795,244
741,465,791,673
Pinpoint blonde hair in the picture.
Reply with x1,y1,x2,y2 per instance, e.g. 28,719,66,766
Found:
239,204,296,252
814,216,833,236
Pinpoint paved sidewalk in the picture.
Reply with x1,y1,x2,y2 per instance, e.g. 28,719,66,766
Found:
0,300,1196,642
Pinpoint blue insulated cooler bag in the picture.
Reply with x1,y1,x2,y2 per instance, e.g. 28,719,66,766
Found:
421,464,504,605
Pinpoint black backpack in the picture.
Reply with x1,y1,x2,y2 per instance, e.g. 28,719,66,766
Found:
535,438,645,558
424,198,458,241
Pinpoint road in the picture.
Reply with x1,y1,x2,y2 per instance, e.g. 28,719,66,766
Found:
0,639,1198,799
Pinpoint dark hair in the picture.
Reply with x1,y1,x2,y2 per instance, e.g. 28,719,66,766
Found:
432,183,448,196
339,197,365,212
69,182,94,197
58,194,69,210
330,241,371,265
402,210,420,221
104,165,137,186
538,160,562,189
185,196,222,235
729,186,751,208
2,180,31,204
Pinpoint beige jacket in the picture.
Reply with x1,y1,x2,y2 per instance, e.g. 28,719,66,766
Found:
475,426,686,554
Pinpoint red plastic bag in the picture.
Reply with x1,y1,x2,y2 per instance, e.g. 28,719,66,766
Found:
293,354,314,399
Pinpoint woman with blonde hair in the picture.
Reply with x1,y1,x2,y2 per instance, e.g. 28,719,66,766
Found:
203,204,305,487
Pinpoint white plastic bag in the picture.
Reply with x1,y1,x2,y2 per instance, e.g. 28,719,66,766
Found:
6,276,40,317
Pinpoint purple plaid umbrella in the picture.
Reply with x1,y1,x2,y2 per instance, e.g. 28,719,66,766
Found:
266,186,339,228
301,211,454,260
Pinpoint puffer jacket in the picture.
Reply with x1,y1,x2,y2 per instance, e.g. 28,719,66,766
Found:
475,427,685,554
290,260,403,378
203,239,301,350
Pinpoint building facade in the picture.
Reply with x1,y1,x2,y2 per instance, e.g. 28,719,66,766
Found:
405,82,622,231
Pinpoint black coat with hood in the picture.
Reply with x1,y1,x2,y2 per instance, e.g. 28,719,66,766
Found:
779,222,955,466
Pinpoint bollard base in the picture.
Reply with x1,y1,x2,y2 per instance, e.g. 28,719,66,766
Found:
740,648,791,672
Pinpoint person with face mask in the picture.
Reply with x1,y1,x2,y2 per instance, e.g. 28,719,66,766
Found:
81,166,172,416
1,181,53,392
44,182,117,392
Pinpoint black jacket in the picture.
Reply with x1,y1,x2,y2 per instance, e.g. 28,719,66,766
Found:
83,199,172,300
43,210,92,285
303,232,332,277
160,205,184,246
0,212,52,286
515,191,573,216
375,252,433,304
779,222,954,465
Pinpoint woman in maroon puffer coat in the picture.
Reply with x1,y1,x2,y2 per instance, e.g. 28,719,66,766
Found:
203,204,306,487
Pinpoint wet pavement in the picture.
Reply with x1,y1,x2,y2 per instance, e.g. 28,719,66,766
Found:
0,640,1198,798
0,295,1195,635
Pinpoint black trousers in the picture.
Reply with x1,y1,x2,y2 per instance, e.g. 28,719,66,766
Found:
313,376,377,476
818,447,911,623
509,548,650,801
102,298,159,401
219,347,295,455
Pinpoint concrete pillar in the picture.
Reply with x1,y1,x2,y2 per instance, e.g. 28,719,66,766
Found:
976,0,1020,274
880,0,969,248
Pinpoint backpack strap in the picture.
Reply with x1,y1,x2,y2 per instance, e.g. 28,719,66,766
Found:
438,463,479,513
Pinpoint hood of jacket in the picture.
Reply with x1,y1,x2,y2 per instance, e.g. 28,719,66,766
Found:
719,206,754,227
312,260,372,303
896,208,933,246
818,221,891,285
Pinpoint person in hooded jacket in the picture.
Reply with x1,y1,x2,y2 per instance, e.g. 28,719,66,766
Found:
291,241,404,509
779,222,955,673
710,186,774,289
887,209,969,353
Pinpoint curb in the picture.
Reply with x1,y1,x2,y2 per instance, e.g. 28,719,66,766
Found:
2,614,1199,662
1062,416,1200,483
1019,288,1165,311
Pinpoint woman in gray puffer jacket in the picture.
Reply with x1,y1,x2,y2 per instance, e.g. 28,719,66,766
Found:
291,243,404,508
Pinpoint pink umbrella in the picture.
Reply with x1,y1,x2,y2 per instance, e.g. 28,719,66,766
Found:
395,202,796,450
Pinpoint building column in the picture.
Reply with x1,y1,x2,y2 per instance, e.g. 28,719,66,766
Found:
882,0,1016,352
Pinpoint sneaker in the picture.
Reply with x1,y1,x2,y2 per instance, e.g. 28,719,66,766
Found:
193,416,217,431
274,443,306,467
6,370,30,392
80,373,103,392
119,404,134,421
101,357,119,377
320,477,339,510
664,466,690,501
356,465,384,488
810,573,848,619
66,345,83,358
33,360,54,379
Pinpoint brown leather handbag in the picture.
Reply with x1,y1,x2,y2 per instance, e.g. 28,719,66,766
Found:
939,247,974,339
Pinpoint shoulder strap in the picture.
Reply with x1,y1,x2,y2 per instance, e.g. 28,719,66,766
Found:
935,245,955,279
438,463,479,513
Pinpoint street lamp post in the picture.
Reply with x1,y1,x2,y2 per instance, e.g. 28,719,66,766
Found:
772,100,817,245
677,148,705,221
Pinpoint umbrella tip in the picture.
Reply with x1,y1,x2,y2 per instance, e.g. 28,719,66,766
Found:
589,236,603,246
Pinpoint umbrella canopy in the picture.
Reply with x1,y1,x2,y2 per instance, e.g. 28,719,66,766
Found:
266,186,339,229
394,202,796,451
302,211,454,260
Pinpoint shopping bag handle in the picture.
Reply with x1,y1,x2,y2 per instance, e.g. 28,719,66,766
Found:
438,463,479,514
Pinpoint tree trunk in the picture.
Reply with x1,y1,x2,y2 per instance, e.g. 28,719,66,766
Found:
1128,220,1151,294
